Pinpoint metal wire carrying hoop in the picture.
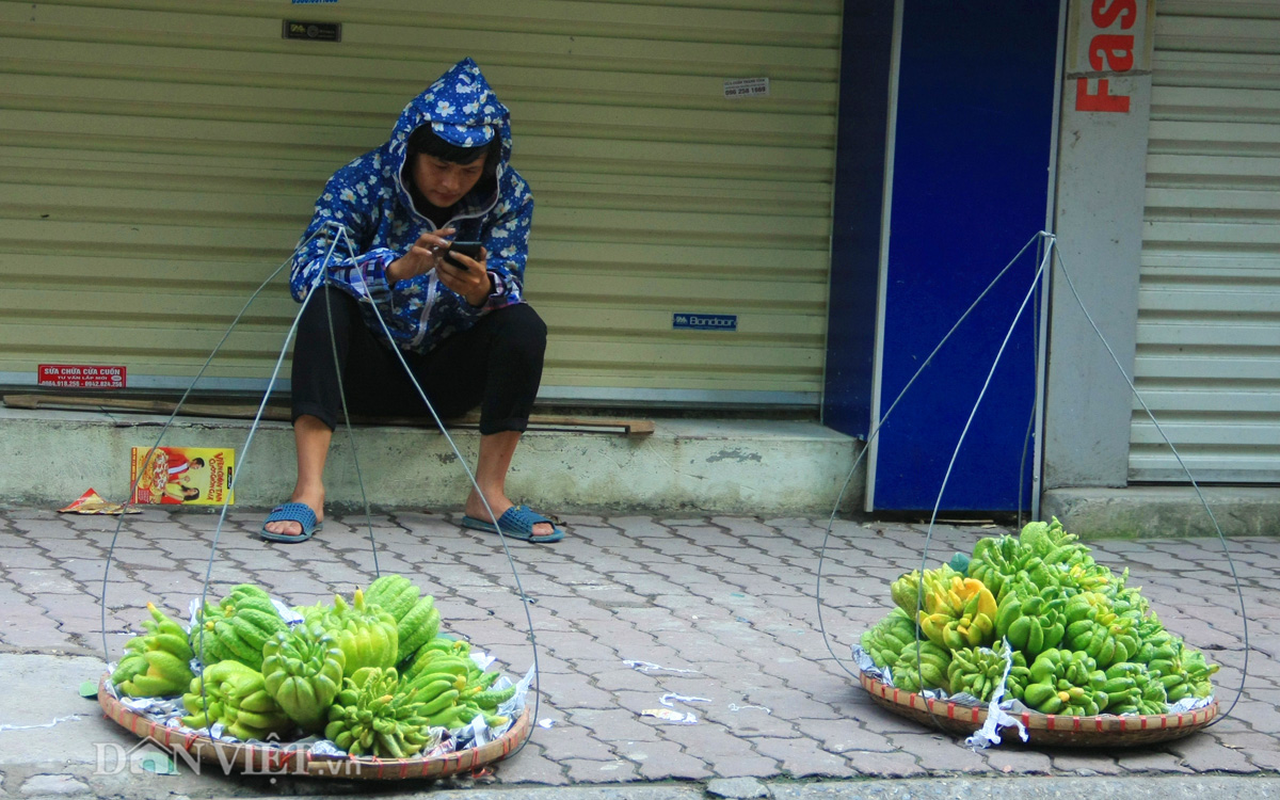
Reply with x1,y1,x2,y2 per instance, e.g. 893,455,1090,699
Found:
812,230,1250,738
98,221,544,770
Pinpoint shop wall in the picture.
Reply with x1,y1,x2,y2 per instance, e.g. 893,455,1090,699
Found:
1129,1,1280,484
0,1,842,407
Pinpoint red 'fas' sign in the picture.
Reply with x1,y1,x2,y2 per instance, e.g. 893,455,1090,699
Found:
1077,0,1138,113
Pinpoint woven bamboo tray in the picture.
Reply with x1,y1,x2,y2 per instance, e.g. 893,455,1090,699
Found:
98,676,532,779
860,671,1217,746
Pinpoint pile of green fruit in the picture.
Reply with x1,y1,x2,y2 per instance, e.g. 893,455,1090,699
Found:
110,575,519,757
859,518,1218,716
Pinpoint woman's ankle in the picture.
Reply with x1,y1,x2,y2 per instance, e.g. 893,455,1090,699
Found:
288,489,326,520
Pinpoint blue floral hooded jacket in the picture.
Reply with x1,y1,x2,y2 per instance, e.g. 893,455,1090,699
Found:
288,58,531,353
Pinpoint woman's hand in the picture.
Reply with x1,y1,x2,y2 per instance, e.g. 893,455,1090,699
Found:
385,228,456,284
436,245,491,307
386,230,490,306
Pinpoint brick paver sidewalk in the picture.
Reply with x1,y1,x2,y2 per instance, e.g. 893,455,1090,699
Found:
1,507,1273,782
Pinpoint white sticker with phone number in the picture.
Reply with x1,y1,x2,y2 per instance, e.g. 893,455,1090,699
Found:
724,78,769,99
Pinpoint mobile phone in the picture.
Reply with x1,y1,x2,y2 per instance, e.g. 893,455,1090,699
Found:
443,241,483,268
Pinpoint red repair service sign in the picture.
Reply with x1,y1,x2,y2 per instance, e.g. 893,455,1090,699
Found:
38,364,127,389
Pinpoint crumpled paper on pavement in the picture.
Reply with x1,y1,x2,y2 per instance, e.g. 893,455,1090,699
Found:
641,708,698,724
59,488,138,515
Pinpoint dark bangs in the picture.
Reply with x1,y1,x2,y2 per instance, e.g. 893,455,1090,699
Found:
407,126,501,179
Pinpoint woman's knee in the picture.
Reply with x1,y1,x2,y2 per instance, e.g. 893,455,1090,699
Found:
298,286,358,333
489,303,547,358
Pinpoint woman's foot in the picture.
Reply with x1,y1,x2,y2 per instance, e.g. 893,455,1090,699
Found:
262,490,324,540
464,494,555,539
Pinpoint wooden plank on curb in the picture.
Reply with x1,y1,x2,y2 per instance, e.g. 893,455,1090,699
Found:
3,394,655,437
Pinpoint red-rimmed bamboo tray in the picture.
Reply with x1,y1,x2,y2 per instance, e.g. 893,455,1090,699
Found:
860,671,1217,746
98,676,532,779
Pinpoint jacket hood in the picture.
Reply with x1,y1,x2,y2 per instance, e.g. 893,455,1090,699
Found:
390,58,512,222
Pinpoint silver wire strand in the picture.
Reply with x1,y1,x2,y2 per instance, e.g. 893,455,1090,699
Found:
906,236,1053,728
814,231,1050,679
308,223,543,755
100,225,329,664
1051,246,1248,726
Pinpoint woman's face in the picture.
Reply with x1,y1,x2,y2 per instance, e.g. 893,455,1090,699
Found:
410,152,486,209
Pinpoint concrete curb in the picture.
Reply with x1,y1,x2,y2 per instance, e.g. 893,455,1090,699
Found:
0,407,862,516
1042,486,1280,538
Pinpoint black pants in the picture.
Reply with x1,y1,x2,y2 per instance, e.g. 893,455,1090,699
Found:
290,287,547,435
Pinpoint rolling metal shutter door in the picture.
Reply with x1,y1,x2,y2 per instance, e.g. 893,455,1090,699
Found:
1133,1,1280,482
0,0,839,406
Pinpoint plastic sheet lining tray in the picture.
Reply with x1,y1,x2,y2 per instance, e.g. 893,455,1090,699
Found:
861,671,1218,747
99,675,532,780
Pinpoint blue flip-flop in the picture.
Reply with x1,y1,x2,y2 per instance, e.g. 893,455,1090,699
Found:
460,505,564,543
260,502,322,543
